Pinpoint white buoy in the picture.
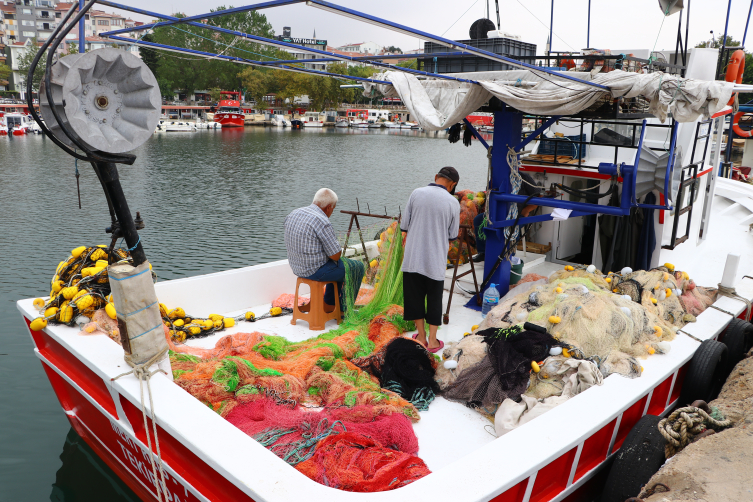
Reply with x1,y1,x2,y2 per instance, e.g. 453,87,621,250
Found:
658,290,667,301
620,306,631,316
674,288,682,297
581,285,589,294
549,346,563,356
444,360,459,370
556,293,568,301
621,267,633,275
622,295,632,301
516,312,528,321
586,264,596,273
657,341,672,354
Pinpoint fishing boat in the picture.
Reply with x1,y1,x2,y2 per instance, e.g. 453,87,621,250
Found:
4,112,36,135
352,119,369,128
335,118,349,128
367,120,383,128
302,111,324,127
16,2,753,502
213,91,245,128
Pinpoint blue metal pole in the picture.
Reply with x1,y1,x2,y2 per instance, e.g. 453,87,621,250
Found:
304,0,610,90
722,0,732,49
743,0,753,47
106,35,392,84
78,0,85,53
483,108,523,297
587,0,591,48
549,0,554,55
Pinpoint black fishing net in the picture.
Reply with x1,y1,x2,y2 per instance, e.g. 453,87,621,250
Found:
442,324,566,410
376,338,439,411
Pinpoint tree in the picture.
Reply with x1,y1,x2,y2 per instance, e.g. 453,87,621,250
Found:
396,58,417,70
0,63,11,82
17,38,47,93
60,42,80,57
384,46,402,54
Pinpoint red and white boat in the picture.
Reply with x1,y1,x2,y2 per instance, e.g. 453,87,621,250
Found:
16,2,753,501
213,91,245,128
3,112,36,135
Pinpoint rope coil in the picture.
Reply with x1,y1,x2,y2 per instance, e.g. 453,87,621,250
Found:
658,404,731,458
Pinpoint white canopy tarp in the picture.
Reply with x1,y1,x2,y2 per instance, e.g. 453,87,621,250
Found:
362,69,734,131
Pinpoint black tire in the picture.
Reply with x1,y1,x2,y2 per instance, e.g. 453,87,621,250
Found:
719,318,750,374
600,415,666,502
678,339,729,406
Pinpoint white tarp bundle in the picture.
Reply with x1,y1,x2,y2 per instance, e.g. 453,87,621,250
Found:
362,69,734,131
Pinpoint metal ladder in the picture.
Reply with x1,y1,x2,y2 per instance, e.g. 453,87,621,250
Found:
662,118,713,250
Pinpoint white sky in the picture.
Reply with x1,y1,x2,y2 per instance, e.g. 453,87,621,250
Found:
112,0,751,55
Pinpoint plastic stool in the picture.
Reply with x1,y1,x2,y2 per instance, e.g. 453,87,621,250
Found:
290,277,342,330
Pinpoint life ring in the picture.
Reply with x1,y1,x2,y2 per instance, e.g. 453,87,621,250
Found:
732,112,753,138
726,49,746,105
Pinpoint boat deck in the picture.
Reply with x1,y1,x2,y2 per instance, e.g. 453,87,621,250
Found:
16,253,753,501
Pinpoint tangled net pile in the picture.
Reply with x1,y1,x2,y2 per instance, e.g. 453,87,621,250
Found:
478,264,716,378
165,232,439,492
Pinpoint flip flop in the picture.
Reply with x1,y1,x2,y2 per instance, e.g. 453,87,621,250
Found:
412,333,427,347
427,340,445,353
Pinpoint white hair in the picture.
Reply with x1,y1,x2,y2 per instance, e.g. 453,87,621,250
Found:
313,188,338,209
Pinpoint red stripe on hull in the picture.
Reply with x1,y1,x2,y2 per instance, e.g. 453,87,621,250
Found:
214,114,244,127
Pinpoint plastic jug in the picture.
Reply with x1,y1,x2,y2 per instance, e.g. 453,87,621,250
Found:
481,283,500,318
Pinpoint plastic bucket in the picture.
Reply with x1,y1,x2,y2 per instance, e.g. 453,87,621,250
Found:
510,261,525,285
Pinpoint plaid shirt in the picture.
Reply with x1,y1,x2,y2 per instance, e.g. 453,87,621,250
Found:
284,204,341,277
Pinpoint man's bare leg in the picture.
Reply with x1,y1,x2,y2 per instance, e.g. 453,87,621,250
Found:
414,318,427,347
427,324,440,350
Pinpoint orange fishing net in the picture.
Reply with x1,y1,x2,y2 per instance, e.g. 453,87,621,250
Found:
296,431,431,492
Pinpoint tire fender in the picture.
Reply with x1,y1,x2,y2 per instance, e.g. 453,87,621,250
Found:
678,339,729,406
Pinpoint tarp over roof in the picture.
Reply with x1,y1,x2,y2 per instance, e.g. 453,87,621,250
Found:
362,69,735,131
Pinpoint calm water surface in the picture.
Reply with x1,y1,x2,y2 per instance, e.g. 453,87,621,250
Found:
0,127,490,501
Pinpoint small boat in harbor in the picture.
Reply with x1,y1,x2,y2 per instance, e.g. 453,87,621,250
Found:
4,112,35,135
290,119,303,129
352,119,369,128
302,111,324,127
335,118,349,128
368,120,383,128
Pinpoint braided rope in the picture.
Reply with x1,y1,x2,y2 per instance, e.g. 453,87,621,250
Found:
658,405,731,458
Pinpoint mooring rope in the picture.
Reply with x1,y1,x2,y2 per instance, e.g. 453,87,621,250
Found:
658,404,731,459
112,348,169,501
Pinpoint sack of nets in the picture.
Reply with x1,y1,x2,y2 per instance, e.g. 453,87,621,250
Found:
478,266,681,378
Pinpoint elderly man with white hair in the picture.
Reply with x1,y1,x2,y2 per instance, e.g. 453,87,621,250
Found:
284,188,364,312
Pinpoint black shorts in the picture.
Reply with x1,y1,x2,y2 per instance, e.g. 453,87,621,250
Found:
403,272,444,326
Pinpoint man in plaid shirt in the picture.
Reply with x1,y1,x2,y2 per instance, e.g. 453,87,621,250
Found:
285,188,364,313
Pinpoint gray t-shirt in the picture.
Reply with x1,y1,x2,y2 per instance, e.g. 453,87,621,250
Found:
400,184,460,281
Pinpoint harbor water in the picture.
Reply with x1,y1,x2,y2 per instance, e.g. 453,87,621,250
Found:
0,127,491,501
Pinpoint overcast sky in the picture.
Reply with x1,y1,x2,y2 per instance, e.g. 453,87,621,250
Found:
112,0,751,55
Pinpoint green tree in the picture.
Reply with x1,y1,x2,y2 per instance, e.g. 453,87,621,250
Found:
396,58,417,70
17,38,47,93
384,46,402,54
0,63,11,82
60,42,80,57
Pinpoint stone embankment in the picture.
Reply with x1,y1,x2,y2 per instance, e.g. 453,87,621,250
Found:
642,351,753,502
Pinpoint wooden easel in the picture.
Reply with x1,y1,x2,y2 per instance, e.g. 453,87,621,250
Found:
340,200,400,272
443,224,480,324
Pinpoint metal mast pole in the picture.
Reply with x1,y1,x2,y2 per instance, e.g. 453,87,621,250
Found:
587,0,591,47
744,0,753,47
549,0,554,55
78,0,85,52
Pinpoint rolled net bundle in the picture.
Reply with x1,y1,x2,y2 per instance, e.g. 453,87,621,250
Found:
295,431,431,492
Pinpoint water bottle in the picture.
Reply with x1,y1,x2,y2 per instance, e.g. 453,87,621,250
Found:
482,283,500,319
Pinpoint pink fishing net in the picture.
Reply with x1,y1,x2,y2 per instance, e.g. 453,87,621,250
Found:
225,398,419,456
272,293,309,309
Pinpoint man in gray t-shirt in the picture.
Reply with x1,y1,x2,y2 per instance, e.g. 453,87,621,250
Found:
401,166,460,352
